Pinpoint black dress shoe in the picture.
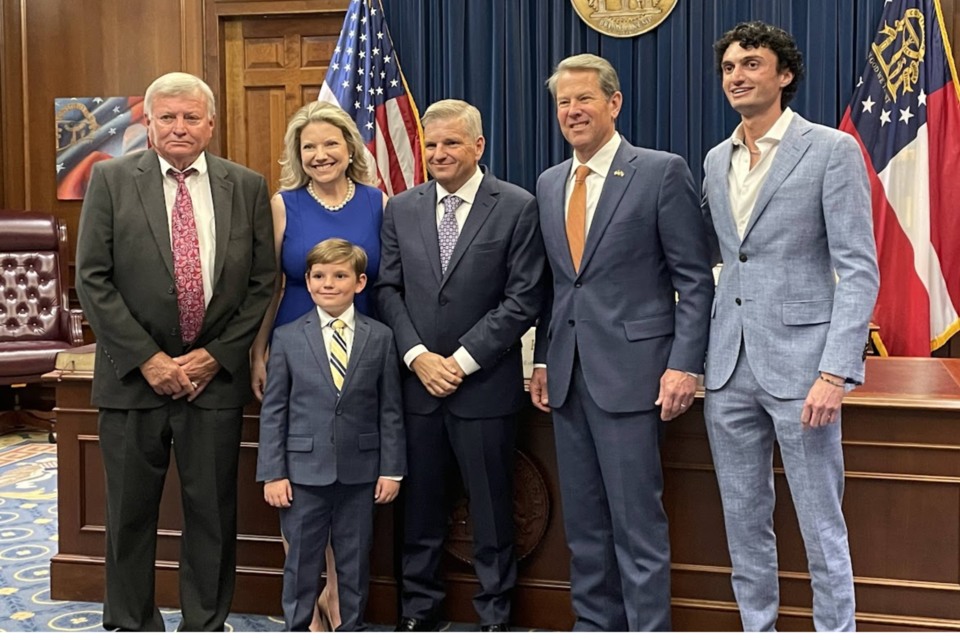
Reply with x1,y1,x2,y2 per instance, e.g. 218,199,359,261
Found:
481,624,511,632
395,617,440,632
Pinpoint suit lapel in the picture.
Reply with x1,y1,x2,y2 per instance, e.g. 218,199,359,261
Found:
742,116,811,242
338,316,371,399
303,313,338,397
578,141,635,274
440,172,497,287
207,154,234,292
549,160,575,277
712,143,740,242
417,182,443,285
134,150,176,281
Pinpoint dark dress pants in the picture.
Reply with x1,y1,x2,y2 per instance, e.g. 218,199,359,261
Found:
98,401,243,631
400,408,517,626
279,481,375,631
553,357,672,631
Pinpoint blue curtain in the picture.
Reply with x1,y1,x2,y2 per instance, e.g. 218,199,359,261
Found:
380,0,885,190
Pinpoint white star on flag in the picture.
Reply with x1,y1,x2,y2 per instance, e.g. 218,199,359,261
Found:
56,163,64,173
377,31,383,39
113,106,121,113
373,48,380,56
351,12,357,21
384,55,391,63
332,62,339,70
367,105,374,113
360,33,367,42
349,30,355,37
355,101,361,109
390,79,399,87
376,87,383,95
371,7,377,14
899,106,914,123
109,128,117,135
880,109,892,126
93,97,104,104
361,16,367,24
335,45,341,53
861,96,875,113
366,121,374,130
857,76,863,87
919,89,928,106
342,80,350,88
359,51,366,59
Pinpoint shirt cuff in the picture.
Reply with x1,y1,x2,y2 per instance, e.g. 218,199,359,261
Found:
403,344,429,370
684,371,698,378
534,363,547,369
453,346,481,376
381,476,403,482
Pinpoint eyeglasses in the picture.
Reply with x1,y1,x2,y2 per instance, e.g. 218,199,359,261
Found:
154,114,207,127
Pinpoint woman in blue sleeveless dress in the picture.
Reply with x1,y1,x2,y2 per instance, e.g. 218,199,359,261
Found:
250,102,387,631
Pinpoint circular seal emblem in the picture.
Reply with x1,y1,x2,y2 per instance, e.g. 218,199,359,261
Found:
570,0,679,38
444,450,550,564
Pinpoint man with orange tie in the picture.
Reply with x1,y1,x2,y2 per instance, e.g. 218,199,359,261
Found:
76,72,275,631
529,54,714,631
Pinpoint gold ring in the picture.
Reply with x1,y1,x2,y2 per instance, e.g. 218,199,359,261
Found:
191,380,198,389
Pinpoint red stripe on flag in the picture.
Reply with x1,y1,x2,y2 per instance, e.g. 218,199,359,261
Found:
366,139,387,192
841,111,931,356
374,105,408,195
392,94,426,185
926,83,960,314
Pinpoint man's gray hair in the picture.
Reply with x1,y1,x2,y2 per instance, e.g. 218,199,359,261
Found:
421,99,483,141
145,72,216,118
546,54,621,100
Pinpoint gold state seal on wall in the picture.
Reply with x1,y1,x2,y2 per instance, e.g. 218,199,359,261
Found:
571,0,679,38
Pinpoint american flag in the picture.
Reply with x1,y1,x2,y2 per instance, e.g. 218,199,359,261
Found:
839,0,960,356
318,0,426,196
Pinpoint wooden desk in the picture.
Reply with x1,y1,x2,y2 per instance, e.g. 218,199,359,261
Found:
47,358,960,630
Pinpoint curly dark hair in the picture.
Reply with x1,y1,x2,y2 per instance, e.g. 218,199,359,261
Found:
713,21,805,110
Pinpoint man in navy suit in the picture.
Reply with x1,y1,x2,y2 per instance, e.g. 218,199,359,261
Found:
375,99,546,632
530,54,714,631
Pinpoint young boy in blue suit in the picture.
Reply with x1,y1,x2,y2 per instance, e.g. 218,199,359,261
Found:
256,238,406,631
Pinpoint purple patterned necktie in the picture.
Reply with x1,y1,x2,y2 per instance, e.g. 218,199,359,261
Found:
168,168,205,344
439,195,463,273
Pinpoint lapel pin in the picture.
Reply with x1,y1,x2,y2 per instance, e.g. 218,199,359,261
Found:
613,169,624,177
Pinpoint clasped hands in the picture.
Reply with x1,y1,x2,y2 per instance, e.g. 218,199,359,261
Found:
264,477,400,508
140,348,221,401
411,351,465,397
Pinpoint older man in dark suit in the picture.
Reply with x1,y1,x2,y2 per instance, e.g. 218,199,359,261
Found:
75,72,275,631
375,99,545,632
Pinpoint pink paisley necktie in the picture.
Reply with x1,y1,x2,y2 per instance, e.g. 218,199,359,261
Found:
168,168,205,344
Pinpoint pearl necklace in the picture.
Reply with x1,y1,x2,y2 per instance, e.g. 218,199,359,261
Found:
307,178,355,211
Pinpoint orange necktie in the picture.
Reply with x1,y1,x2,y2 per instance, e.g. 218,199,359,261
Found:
567,165,591,272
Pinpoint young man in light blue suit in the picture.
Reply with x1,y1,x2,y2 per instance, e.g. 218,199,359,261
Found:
530,54,715,631
701,22,880,632
257,239,406,632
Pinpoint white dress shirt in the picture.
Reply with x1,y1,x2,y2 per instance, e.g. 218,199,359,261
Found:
564,133,622,233
318,304,401,482
727,107,795,239
402,167,485,376
158,152,217,307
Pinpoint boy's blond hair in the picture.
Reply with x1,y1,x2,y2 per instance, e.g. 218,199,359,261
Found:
305,238,368,277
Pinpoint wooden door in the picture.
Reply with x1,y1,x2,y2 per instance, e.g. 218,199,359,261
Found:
222,14,344,192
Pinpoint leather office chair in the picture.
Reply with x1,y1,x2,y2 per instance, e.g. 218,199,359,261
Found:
0,211,83,442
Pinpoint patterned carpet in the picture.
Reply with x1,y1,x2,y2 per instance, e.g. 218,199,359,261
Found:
0,431,516,632
0,430,286,632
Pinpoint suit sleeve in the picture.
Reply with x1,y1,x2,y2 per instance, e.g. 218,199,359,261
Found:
818,134,880,383
373,199,424,355
75,163,163,377
256,328,291,482
459,196,546,368
203,174,277,375
377,332,407,478
657,155,716,374
532,175,553,365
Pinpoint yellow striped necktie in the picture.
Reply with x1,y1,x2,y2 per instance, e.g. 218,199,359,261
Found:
329,319,348,391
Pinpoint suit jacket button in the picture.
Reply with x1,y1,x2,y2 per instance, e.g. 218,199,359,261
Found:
575,282,582,288
739,254,747,262
336,408,343,415
735,298,742,306
568,319,576,326
439,297,447,306
170,328,178,335
168,285,175,294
